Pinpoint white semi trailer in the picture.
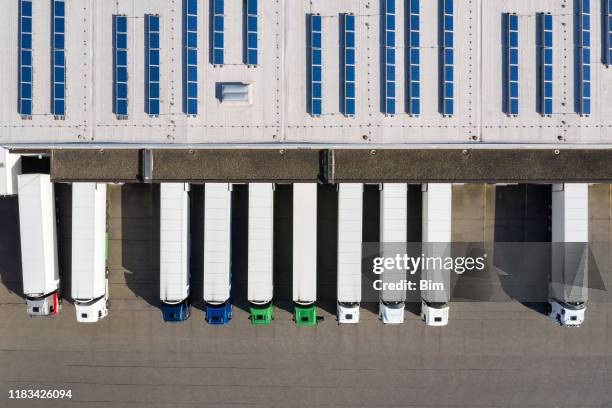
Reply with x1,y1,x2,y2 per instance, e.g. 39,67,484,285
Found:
336,183,363,323
378,183,407,324
160,183,191,322
71,183,109,323
421,184,452,326
293,183,318,326
247,183,274,324
549,183,589,326
203,183,233,324
18,173,60,316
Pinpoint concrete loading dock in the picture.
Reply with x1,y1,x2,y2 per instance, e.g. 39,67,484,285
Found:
1,182,612,407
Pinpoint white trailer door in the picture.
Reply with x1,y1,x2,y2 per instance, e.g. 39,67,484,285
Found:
422,184,452,303
292,183,317,304
380,184,407,303
203,183,232,303
160,183,190,303
71,183,107,301
337,183,363,303
248,183,274,303
551,184,589,303
18,174,59,295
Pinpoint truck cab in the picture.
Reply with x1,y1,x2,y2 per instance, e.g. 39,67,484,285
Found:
337,301,360,324
75,295,108,323
249,301,273,325
162,300,190,322
26,292,60,316
205,300,232,325
379,300,405,324
547,299,586,326
421,300,449,326
294,303,317,326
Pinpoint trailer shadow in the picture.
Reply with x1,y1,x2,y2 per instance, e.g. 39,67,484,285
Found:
54,183,73,303
494,184,551,315
273,184,294,314
121,184,161,309
0,195,24,299
189,184,205,312
231,184,250,315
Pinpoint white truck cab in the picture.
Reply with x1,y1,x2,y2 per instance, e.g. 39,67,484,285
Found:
379,300,405,324
547,300,586,326
75,278,109,323
26,294,59,316
337,302,360,323
421,300,449,326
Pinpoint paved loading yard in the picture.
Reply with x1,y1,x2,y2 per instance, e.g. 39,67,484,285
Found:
1,184,612,407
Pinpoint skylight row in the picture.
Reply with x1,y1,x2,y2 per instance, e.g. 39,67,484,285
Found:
382,0,396,116
308,14,323,116
504,13,519,117
440,0,454,117
145,14,160,117
406,0,420,116
577,0,591,116
342,13,356,117
52,0,66,118
113,15,129,118
538,13,553,116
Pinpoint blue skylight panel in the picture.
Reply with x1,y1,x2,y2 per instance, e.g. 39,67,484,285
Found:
113,15,128,117
245,0,258,65
342,13,356,117
407,0,420,116
441,0,453,116
605,0,612,66
538,13,553,116
212,0,224,65
184,0,198,115
145,14,160,116
504,13,519,116
383,0,396,115
19,0,33,117
578,0,591,115
52,0,66,117
309,14,322,116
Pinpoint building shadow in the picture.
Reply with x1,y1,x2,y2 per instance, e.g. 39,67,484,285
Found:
317,184,338,315
54,183,73,303
189,184,205,311
121,184,161,308
494,184,551,315
273,184,293,314
0,195,24,299
231,184,250,314
361,185,380,315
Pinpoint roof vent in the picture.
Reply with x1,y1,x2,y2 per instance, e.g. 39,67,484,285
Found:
219,83,252,105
